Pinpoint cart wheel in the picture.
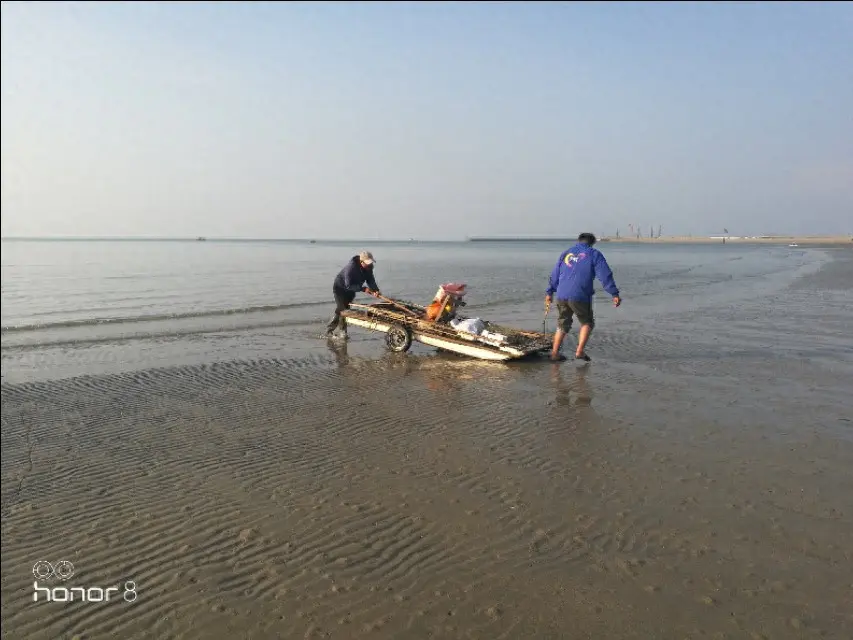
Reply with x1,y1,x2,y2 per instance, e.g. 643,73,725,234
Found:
385,324,412,353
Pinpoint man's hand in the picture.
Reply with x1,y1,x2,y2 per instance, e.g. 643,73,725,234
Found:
612,295,621,308
544,295,552,313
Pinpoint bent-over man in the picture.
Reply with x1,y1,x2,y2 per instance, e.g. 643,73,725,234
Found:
325,251,381,338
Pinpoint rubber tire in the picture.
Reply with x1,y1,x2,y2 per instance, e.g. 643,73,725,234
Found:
385,324,413,353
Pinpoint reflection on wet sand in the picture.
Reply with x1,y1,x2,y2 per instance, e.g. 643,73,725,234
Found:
326,336,350,367
551,362,593,409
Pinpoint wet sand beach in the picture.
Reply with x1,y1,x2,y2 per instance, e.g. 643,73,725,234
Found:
2,242,852,639
2,351,852,640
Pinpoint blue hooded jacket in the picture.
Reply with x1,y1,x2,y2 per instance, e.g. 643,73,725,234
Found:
546,242,619,303
333,255,379,293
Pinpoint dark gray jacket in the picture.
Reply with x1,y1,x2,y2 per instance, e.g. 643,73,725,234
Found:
333,256,379,293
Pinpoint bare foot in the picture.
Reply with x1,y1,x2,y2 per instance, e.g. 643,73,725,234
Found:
575,352,591,362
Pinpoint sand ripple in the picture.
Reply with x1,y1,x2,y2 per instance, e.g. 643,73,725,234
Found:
3,356,852,639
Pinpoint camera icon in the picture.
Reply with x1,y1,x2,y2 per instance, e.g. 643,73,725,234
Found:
32,560,75,581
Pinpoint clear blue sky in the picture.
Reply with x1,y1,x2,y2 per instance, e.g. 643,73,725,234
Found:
2,1,851,239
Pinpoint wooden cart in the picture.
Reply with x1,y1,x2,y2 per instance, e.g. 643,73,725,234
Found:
340,296,553,362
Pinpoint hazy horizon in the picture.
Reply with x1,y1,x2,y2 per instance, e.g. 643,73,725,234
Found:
2,1,852,240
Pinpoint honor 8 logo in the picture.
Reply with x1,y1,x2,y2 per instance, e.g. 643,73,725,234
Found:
32,561,137,603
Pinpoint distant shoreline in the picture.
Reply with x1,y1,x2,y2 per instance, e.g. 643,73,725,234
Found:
2,235,851,246
468,235,852,246
603,235,852,246
0,237,431,244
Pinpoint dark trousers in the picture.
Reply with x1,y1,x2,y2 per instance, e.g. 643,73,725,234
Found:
326,287,356,334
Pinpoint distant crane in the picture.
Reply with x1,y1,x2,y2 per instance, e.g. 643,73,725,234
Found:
658,225,662,238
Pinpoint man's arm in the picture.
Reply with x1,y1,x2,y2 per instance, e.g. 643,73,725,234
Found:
545,255,563,298
593,252,620,297
365,269,379,293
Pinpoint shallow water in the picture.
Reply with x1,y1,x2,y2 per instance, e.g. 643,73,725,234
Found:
1,239,842,379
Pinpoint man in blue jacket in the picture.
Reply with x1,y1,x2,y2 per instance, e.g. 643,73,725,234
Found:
325,251,381,337
545,233,621,361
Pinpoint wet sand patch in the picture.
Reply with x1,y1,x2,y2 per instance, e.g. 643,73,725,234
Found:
2,356,851,639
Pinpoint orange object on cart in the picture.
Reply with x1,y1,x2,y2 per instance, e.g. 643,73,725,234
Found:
425,283,467,322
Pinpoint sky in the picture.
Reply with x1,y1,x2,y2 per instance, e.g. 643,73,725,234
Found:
1,1,852,240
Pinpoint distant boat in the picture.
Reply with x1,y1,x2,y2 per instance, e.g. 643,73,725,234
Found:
789,243,798,247
309,240,317,244
196,236,207,241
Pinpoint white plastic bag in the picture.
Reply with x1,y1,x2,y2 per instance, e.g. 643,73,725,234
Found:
480,330,507,344
450,318,485,335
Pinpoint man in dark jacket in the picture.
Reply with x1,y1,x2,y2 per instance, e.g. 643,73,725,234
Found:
325,251,381,337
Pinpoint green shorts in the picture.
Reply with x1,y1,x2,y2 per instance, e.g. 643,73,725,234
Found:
556,300,594,331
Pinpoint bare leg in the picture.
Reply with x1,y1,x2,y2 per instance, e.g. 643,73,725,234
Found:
551,328,566,359
576,324,592,357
